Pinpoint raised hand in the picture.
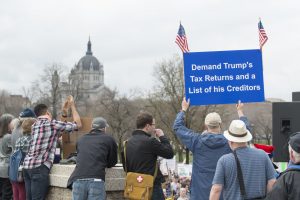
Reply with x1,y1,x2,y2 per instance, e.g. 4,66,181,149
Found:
67,95,74,107
236,100,244,117
155,129,164,137
62,97,69,113
182,97,190,112
236,100,244,111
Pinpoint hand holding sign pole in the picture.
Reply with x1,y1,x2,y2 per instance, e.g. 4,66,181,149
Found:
236,100,245,117
181,97,190,112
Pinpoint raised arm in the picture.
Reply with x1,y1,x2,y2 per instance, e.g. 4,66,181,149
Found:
236,100,244,118
173,97,199,151
60,97,69,121
181,97,190,112
68,95,82,129
236,100,252,132
152,129,174,159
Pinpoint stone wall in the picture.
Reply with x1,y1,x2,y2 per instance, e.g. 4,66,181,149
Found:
46,164,125,200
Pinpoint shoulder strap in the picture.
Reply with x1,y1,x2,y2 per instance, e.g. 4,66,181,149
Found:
233,150,246,199
123,140,128,173
153,160,158,179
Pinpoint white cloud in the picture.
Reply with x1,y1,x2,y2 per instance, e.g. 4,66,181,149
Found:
0,0,300,101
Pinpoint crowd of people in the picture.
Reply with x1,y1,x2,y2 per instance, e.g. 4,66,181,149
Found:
0,95,82,200
0,95,299,200
161,174,191,200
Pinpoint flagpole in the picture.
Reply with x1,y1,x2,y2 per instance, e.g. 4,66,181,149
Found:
258,17,268,102
259,17,262,51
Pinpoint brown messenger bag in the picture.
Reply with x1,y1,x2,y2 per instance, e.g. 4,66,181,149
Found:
123,140,158,200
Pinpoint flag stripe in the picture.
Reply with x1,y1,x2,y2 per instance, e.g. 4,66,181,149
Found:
258,20,268,49
175,24,190,53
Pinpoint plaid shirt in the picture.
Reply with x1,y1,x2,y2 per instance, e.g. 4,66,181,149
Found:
23,117,77,169
14,135,32,154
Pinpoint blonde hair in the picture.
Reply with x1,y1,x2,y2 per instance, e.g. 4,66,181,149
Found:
10,118,20,129
21,118,36,135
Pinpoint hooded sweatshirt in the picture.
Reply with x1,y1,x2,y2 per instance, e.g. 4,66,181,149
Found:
173,112,249,200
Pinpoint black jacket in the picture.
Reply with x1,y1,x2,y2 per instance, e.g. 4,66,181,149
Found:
121,130,174,184
265,168,300,200
67,129,118,188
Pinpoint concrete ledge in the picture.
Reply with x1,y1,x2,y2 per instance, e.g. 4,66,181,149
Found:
47,164,125,200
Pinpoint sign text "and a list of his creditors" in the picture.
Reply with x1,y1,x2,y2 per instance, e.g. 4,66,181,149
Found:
188,62,261,94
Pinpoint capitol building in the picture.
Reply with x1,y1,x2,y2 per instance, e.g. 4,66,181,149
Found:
60,38,106,101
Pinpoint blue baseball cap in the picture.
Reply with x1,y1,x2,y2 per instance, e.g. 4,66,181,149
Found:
19,108,36,118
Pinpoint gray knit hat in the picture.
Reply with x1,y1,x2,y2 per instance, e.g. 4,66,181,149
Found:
91,117,109,129
289,132,300,153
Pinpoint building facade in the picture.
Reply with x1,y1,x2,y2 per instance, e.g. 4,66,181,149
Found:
61,38,105,101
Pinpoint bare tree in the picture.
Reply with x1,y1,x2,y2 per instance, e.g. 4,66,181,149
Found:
0,89,31,116
29,63,67,118
149,55,227,163
0,90,10,114
67,71,82,102
51,70,60,119
93,87,142,160
148,55,186,161
21,86,36,107
251,104,272,144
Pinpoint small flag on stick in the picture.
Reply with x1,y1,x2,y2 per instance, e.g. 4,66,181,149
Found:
175,23,190,53
258,19,268,49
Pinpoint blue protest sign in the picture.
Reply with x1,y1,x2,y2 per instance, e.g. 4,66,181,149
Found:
183,49,265,105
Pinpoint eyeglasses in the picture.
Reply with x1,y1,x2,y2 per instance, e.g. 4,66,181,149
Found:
150,123,155,126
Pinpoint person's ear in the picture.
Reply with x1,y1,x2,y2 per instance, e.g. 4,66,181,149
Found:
290,149,295,163
47,111,52,118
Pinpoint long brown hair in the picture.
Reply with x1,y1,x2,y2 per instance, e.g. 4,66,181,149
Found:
0,114,14,138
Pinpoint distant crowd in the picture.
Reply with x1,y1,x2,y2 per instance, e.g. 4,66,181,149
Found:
0,95,299,200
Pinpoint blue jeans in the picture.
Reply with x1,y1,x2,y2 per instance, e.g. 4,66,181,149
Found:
23,164,50,200
151,183,164,200
72,179,105,200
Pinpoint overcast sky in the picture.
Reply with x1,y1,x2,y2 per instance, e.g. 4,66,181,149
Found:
0,0,299,101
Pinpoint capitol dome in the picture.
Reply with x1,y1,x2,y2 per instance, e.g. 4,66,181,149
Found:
76,38,103,71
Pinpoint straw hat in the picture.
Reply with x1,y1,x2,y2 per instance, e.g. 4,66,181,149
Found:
224,120,252,143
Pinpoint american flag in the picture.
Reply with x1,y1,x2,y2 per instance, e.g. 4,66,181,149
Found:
175,23,189,53
258,19,268,49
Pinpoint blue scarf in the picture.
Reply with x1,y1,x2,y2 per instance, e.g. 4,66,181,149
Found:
287,161,300,170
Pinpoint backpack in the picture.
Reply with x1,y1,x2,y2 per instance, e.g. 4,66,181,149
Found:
9,149,25,182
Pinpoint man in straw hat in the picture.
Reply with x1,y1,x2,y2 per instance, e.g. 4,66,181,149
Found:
173,98,247,200
210,119,276,200
265,132,300,199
